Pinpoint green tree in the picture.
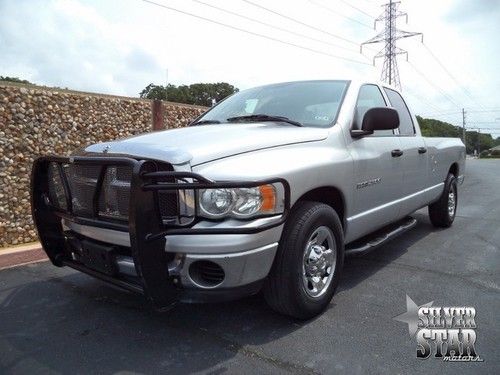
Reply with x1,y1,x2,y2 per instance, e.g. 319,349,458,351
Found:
188,82,238,106
465,130,494,155
416,115,496,154
139,82,238,106
139,83,168,100
416,116,461,138
0,76,31,84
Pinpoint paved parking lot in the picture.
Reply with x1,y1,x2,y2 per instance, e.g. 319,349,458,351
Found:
0,159,498,374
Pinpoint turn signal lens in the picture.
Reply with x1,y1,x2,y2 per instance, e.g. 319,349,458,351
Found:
259,184,276,212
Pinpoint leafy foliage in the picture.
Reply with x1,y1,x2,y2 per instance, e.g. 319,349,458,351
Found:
0,76,32,84
140,82,238,106
417,115,494,155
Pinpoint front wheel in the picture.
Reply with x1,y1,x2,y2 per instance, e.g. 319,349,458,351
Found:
428,173,457,228
263,201,344,319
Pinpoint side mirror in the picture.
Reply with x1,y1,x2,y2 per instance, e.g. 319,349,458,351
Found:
351,107,399,138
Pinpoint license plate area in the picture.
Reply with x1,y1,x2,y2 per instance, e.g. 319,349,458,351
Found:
80,239,117,276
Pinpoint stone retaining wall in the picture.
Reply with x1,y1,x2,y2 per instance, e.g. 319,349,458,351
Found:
0,83,207,247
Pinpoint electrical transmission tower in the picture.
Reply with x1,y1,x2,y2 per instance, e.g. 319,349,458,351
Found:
361,0,422,90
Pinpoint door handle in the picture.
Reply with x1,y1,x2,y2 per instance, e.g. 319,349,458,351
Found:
391,149,404,157
418,147,427,154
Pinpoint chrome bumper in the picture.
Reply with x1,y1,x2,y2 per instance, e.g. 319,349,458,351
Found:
65,218,283,290
115,242,278,290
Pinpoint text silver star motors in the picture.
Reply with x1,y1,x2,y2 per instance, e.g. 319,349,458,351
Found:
394,295,483,362
416,306,481,361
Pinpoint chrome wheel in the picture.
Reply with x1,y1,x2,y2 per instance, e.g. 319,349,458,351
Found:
448,189,456,217
302,226,337,298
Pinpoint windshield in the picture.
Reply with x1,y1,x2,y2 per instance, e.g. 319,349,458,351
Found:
195,80,349,128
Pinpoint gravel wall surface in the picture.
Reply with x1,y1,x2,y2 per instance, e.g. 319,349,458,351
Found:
0,83,207,247
163,102,206,129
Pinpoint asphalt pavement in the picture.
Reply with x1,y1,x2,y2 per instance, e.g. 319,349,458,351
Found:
0,159,498,374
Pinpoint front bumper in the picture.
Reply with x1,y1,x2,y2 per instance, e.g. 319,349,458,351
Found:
112,242,278,303
65,218,281,293
31,155,289,309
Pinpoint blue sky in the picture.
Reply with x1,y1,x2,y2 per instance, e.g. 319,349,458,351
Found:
1,0,499,135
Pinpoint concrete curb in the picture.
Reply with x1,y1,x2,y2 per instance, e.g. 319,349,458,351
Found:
0,242,48,270
0,242,41,255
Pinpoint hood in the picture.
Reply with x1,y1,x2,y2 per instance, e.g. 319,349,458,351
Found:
83,123,328,166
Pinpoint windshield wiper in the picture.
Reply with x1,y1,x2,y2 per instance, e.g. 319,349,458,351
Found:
226,114,303,127
190,119,222,126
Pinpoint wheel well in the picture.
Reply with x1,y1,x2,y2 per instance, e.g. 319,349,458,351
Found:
295,187,345,229
449,163,459,177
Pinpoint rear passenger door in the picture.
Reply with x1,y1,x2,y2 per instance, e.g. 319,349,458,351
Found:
347,84,404,239
383,88,428,214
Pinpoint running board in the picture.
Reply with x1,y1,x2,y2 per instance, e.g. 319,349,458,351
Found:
345,217,417,257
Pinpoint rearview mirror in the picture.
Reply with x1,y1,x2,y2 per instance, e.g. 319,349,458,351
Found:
351,107,399,137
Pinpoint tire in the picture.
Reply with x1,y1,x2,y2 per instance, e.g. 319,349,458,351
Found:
428,173,457,228
263,201,344,320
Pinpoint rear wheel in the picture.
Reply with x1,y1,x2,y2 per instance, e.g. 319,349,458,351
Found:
263,201,344,319
428,173,457,228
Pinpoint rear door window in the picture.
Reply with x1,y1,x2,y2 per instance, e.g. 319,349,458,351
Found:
384,88,415,136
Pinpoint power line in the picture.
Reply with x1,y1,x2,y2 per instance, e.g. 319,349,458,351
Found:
138,0,372,66
241,0,366,47
403,86,443,113
338,0,376,18
421,43,486,110
406,61,463,108
425,109,500,116
429,114,463,121
467,109,500,113
425,110,462,116
193,0,360,54
307,0,373,29
467,121,500,124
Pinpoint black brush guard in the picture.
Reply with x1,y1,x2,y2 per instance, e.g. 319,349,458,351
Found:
31,155,290,310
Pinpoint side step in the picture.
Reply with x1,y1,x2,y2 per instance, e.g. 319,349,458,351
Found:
345,217,417,257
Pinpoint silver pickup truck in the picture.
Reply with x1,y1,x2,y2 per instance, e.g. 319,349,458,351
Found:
31,80,465,319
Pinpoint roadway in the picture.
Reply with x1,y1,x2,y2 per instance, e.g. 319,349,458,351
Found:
0,159,498,374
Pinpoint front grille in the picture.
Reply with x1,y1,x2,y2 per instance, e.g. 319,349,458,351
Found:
48,161,178,222
158,191,179,222
98,166,132,221
65,164,101,217
48,163,67,210
156,163,180,222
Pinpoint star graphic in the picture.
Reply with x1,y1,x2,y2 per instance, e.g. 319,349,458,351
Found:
393,294,433,337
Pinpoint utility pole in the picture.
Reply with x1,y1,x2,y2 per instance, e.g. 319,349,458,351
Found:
361,0,423,90
462,108,467,152
477,128,481,157
165,68,169,101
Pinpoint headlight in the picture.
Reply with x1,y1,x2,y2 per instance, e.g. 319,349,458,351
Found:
199,188,235,218
198,184,282,219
